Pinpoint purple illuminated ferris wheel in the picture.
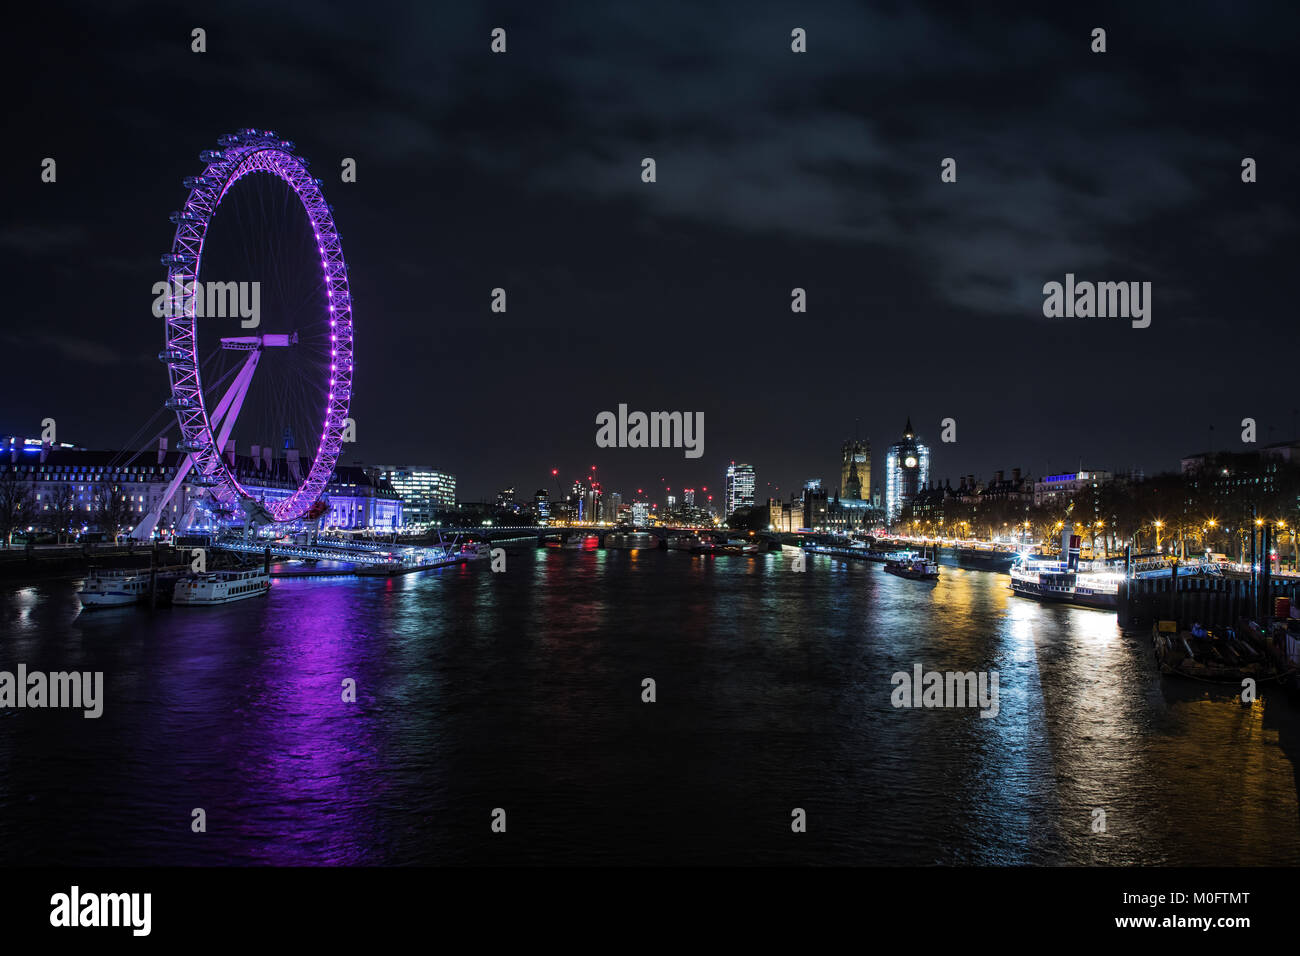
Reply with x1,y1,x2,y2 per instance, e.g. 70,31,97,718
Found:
152,129,354,531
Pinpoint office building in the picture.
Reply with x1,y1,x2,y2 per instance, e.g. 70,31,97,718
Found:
725,462,755,517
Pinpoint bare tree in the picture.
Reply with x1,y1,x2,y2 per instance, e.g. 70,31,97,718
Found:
0,468,36,547
47,483,76,544
91,483,133,541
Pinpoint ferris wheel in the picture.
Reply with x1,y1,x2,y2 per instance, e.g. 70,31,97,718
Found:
135,129,355,537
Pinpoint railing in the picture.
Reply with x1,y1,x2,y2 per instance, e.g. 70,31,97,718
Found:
1131,559,1224,579
211,538,462,567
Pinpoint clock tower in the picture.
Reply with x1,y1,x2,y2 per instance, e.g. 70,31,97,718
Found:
885,417,930,526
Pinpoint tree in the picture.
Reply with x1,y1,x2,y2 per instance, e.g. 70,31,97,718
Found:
1261,463,1300,571
92,483,133,540
0,468,36,547
45,484,76,544
1095,480,1143,555
1027,501,1069,554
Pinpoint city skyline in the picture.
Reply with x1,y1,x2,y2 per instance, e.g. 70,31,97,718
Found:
10,415,1296,509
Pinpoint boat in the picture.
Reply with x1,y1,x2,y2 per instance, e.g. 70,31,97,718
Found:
357,541,489,575
1008,529,1121,610
690,538,759,556
882,550,939,581
172,568,271,605
458,541,492,561
803,541,890,561
355,561,411,576
1152,621,1286,683
1008,554,1120,610
946,543,1019,573
78,567,185,608
605,531,656,550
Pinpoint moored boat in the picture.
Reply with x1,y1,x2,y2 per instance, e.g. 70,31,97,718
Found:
1008,554,1120,610
690,538,759,556
1152,620,1285,683
78,569,152,608
882,551,939,581
947,544,1019,573
78,567,186,608
172,568,271,606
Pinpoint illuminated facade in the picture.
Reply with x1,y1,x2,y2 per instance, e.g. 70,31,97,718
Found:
725,462,755,517
840,438,870,501
3,438,401,535
1032,470,1113,508
378,465,456,527
801,480,828,531
884,419,930,525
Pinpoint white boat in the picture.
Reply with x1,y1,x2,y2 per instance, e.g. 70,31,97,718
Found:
173,568,271,605
357,541,491,575
1008,554,1120,610
882,550,940,581
78,569,152,608
1009,529,1122,610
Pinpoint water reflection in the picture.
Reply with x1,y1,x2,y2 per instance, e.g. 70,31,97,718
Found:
0,551,1297,865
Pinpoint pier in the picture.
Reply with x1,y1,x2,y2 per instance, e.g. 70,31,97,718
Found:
1119,571,1300,630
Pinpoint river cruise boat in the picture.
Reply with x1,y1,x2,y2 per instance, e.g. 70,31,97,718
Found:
356,541,490,575
690,538,759,556
1008,554,1120,610
78,567,186,608
173,568,271,605
78,569,152,608
947,543,1020,573
883,551,939,581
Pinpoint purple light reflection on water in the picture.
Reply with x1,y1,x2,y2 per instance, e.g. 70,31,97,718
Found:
3,553,1300,865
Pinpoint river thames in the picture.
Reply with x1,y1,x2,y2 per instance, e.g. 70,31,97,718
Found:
2,549,1299,865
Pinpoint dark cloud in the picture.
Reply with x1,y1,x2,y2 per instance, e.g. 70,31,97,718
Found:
2,0,1296,499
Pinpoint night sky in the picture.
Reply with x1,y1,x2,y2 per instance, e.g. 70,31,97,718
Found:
4,0,1297,503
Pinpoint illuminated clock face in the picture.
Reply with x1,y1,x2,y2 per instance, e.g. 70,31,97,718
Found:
904,456,918,469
